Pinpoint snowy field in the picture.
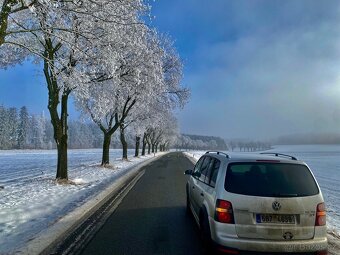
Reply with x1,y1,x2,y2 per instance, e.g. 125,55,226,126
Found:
0,149,159,254
1,146,339,254
184,145,340,235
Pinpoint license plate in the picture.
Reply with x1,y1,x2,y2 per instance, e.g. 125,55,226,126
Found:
256,214,296,224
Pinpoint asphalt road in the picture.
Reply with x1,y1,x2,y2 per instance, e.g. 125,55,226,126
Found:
80,152,204,255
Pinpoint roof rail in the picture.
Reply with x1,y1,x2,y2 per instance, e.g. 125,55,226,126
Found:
205,151,230,158
260,153,297,161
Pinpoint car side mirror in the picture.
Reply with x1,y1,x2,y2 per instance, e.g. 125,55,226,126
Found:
184,169,193,175
192,171,201,178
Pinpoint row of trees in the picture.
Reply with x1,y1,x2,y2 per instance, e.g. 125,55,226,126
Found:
228,141,272,152
0,0,189,180
0,103,274,154
0,105,180,151
175,134,228,150
0,106,47,149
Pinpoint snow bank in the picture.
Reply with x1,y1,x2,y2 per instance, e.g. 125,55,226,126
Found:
0,149,163,254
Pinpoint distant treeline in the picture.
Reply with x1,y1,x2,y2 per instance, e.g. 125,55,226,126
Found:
2,105,229,151
276,133,340,145
174,134,272,152
175,134,228,150
227,140,272,152
0,105,141,150
0,105,276,151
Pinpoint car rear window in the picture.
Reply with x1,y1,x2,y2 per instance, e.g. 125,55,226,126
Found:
225,163,319,197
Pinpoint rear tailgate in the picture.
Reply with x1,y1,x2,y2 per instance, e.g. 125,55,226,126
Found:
224,162,321,240
231,195,318,240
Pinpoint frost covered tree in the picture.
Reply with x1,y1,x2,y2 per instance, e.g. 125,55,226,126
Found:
7,107,18,147
1,0,147,179
128,114,150,157
28,113,45,149
137,105,178,154
1,1,189,173
17,106,29,149
1,1,83,177
160,37,189,109
119,107,152,159
0,0,37,65
68,120,94,149
0,105,10,149
0,106,18,149
76,25,164,165
131,121,143,157
121,36,189,159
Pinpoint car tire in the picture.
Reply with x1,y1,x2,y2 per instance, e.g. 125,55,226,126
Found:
200,210,213,254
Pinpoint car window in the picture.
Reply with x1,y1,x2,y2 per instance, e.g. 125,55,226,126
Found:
225,163,319,197
204,159,215,185
199,156,211,183
208,159,220,187
193,157,204,178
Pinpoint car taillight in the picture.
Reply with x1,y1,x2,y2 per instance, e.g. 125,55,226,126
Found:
315,202,326,226
215,199,234,224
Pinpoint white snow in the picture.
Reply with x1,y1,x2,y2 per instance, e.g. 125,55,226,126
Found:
0,149,161,254
1,146,339,254
184,145,340,235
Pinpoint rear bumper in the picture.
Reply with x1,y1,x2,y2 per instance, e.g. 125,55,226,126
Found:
209,218,328,253
214,243,327,255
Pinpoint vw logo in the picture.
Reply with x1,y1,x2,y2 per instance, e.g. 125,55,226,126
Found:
283,232,294,240
272,201,281,211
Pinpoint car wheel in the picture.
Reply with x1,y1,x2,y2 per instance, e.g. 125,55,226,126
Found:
200,211,213,254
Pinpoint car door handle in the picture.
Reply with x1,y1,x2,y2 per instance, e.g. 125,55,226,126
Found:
200,193,204,197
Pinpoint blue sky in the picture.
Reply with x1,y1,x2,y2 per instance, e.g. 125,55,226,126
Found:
1,0,340,139
152,0,340,139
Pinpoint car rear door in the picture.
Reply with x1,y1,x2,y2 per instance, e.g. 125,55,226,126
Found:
189,157,204,214
200,158,221,217
191,156,212,215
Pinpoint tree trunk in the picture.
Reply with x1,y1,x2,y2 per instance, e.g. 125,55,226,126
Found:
155,143,158,153
142,134,147,156
55,93,69,179
120,124,128,160
98,114,120,166
56,135,68,179
164,142,169,151
147,142,151,154
135,136,140,157
50,95,69,180
0,0,12,46
44,50,70,180
101,132,112,166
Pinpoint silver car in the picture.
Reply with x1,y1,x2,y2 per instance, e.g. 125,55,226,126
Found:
185,151,328,254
